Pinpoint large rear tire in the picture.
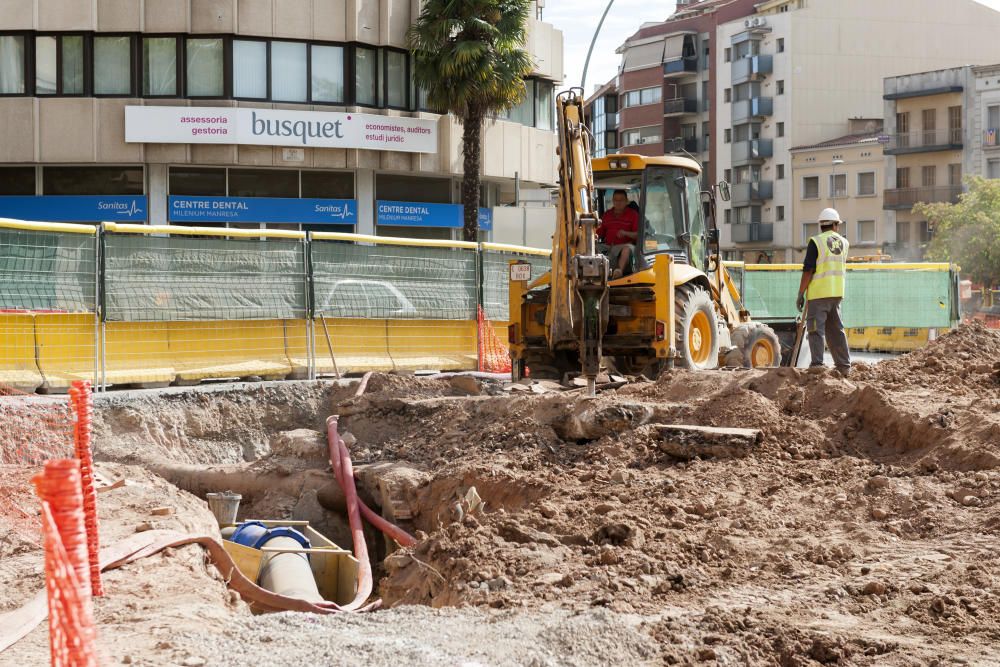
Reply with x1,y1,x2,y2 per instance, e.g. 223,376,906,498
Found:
675,284,719,371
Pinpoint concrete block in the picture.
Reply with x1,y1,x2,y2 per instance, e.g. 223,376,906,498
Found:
237,0,273,36
39,99,95,162
0,98,36,162
98,0,142,31
145,0,190,32
313,0,348,41
96,99,143,163
192,0,235,33
274,0,313,39
39,0,95,30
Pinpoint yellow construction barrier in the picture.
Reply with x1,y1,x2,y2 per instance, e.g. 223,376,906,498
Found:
0,313,43,392
386,320,477,371
34,313,96,392
302,318,394,375
103,322,175,387
167,320,292,384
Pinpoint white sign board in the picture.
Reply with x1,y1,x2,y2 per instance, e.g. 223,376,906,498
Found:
125,106,438,154
509,263,532,282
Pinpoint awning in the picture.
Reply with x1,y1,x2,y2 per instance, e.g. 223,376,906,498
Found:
663,35,685,62
623,40,664,71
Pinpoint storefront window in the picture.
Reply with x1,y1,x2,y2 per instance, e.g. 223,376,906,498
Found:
301,171,354,199
94,36,132,95
0,35,25,94
0,167,35,195
233,40,267,99
143,37,177,96
228,169,298,198
169,167,226,196
271,41,307,102
186,38,223,97
355,47,377,106
310,44,344,103
43,166,143,195
386,50,407,108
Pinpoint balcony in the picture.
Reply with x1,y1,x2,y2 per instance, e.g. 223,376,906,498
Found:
731,223,774,243
984,128,1000,149
731,55,773,84
665,136,699,153
884,128,963,155
731,138,773,165
731,97,773,124
883,185,962,210
663,57,698,78
663,97,699,116
731,181,773,206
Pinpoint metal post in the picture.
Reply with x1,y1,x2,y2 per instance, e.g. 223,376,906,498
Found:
304,233,316,381
581,0,617,91
92,228,100,391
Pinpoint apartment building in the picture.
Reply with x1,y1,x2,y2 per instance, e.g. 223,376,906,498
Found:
789,123,884,261
587,0,760,184
0,0,562,243
587,78,619,158
883,64,1000,259
716,0,1000,262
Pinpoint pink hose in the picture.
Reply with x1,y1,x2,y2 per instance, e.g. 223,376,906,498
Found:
326,415,372,611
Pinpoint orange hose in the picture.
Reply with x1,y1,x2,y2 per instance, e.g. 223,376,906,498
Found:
326,415,373,611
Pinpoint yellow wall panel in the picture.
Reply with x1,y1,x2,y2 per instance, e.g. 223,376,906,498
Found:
0,314,43,392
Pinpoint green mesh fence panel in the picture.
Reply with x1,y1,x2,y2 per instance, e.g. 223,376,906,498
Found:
0,228,95,312
743,267,955,328
311,240,478,320
103,234,306,321
481,251,552,321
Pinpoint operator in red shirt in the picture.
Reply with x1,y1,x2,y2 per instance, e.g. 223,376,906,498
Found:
597,189,639,278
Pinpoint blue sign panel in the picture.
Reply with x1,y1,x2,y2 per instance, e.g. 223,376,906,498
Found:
169,196,357,225
0,195,148,222
376,200,493,231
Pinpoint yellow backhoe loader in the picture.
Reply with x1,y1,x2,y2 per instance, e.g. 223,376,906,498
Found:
508,89,781,394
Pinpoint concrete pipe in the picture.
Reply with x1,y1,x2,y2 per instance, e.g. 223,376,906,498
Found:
257,535,324,603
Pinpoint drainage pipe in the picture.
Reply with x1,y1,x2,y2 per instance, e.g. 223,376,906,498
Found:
258,536,324,603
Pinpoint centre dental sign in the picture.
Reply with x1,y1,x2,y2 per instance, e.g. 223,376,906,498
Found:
125,106,437,154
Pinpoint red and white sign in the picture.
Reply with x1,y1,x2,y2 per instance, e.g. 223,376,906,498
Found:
125,106,438,154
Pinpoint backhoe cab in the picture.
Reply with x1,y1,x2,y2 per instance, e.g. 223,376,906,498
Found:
508,93,780,388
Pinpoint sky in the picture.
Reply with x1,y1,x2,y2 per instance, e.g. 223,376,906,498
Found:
543,0,1000,94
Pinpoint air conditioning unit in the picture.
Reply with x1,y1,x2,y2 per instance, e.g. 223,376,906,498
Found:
744,18,753,28
753,17,767,27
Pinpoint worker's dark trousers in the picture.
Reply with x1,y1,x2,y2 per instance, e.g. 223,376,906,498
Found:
806,296,852,371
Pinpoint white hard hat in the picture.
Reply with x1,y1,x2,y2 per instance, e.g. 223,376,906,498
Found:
818,208,842,224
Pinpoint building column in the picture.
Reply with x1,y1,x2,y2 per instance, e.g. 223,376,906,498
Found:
148,163,167,225
356,168,375,235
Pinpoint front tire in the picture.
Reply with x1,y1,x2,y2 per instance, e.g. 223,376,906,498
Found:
731,323,782,368
675,284,719,370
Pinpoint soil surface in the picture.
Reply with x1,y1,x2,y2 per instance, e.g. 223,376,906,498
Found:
2,324,999,665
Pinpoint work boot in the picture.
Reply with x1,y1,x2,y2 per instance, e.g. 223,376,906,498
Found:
835,367,851,379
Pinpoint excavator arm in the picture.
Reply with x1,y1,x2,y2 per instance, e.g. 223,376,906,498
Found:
546,89,608,395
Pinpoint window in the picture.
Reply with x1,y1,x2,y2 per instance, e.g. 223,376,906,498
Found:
896,112,909,148
775,122,785,138
535,80,554,131
803,222,819,241
830,173,846,197
143,37,178,96
776,164,785,179
922,165,936,187
0,167,35,194
233,40,267,99
918,220,931,243
989,104,1000,137
896,220,911,245
622,125,661,146
777,38,785,53
228,168,298,197
94,36,133,95
169,167,226,196
777,205,785,221
0,35,26,94
28,34,91,96
43,166,143,195
802,176,819,199
301,170,354,198
724,87,731,103
724,128,731,143
724,208,732,224
857,171,875,196
354,46,378,106
623,86,660,107
948,163,962,187
308,44,344,103
896,167,910,188
776,80,784,95
724,47,731,63
949,105,962,143
186,38,224,97
385,49,407,108
504,80,535,125
270,41,307,102
988,159,1000,179
856,219,875,243
922,108,936,145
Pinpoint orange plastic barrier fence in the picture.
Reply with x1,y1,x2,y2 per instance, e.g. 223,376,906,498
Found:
34,460,98,667
70,381,102,597
477,306,512,374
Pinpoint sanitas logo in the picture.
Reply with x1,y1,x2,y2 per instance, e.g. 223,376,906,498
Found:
251,111,344,146
98,199,144,217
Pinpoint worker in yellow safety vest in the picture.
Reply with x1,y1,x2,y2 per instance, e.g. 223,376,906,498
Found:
796,208,851,375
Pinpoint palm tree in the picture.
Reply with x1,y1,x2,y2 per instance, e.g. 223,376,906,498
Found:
408,0,534,241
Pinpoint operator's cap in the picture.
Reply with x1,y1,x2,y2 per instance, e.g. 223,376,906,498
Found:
818,208,842,224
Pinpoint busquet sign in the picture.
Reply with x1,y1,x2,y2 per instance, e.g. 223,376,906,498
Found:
125,106,438,153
